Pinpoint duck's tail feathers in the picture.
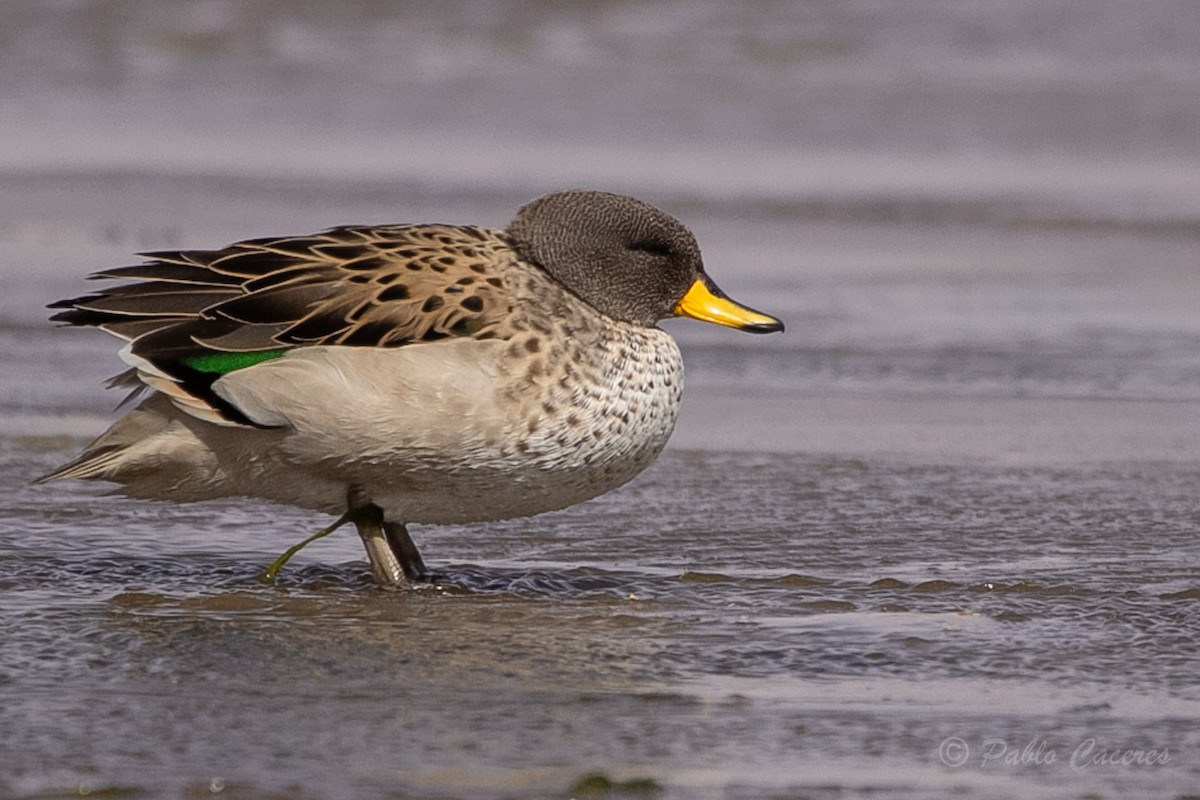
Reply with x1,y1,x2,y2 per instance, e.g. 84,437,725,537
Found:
34,445,127,484
33,395,179,485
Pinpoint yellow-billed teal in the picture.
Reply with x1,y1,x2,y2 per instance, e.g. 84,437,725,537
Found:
41,190,784,585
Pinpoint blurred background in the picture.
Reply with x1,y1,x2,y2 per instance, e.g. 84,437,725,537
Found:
3,0,1200,455
5,0,1200,197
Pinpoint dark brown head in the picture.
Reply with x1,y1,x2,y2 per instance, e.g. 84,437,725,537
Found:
507,190,783,333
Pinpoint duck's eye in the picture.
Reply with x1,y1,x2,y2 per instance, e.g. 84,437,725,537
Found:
632,241,672,258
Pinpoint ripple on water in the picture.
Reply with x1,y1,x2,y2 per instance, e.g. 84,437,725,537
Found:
2,445,1199,798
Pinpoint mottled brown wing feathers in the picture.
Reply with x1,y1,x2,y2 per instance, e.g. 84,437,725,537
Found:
93,262,241,286
50,224,516,424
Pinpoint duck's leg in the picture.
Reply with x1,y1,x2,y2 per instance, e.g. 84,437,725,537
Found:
346,485,407,586
346,485,434,585
383,521,433,581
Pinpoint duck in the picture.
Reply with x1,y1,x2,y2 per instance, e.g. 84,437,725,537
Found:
40,190,784,586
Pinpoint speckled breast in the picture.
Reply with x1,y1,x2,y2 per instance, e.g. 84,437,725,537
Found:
364,259,688,524
500,323,685,510
379,324,685,525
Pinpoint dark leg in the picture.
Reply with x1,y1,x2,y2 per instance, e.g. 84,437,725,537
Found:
347,485,406,586
384,521,434,581
255,487,431,586
346,485,432,586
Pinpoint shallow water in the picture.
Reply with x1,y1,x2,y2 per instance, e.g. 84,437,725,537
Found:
2,1,1200,798
4,445,1199,799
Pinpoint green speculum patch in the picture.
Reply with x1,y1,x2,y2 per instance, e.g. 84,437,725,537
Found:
181,349,288,375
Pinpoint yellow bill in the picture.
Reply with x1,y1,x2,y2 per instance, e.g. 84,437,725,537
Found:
673,277,784,333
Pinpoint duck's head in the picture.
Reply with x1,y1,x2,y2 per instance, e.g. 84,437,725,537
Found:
507,190,784,333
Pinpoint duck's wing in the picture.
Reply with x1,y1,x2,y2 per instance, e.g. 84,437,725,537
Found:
50,224,516,426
